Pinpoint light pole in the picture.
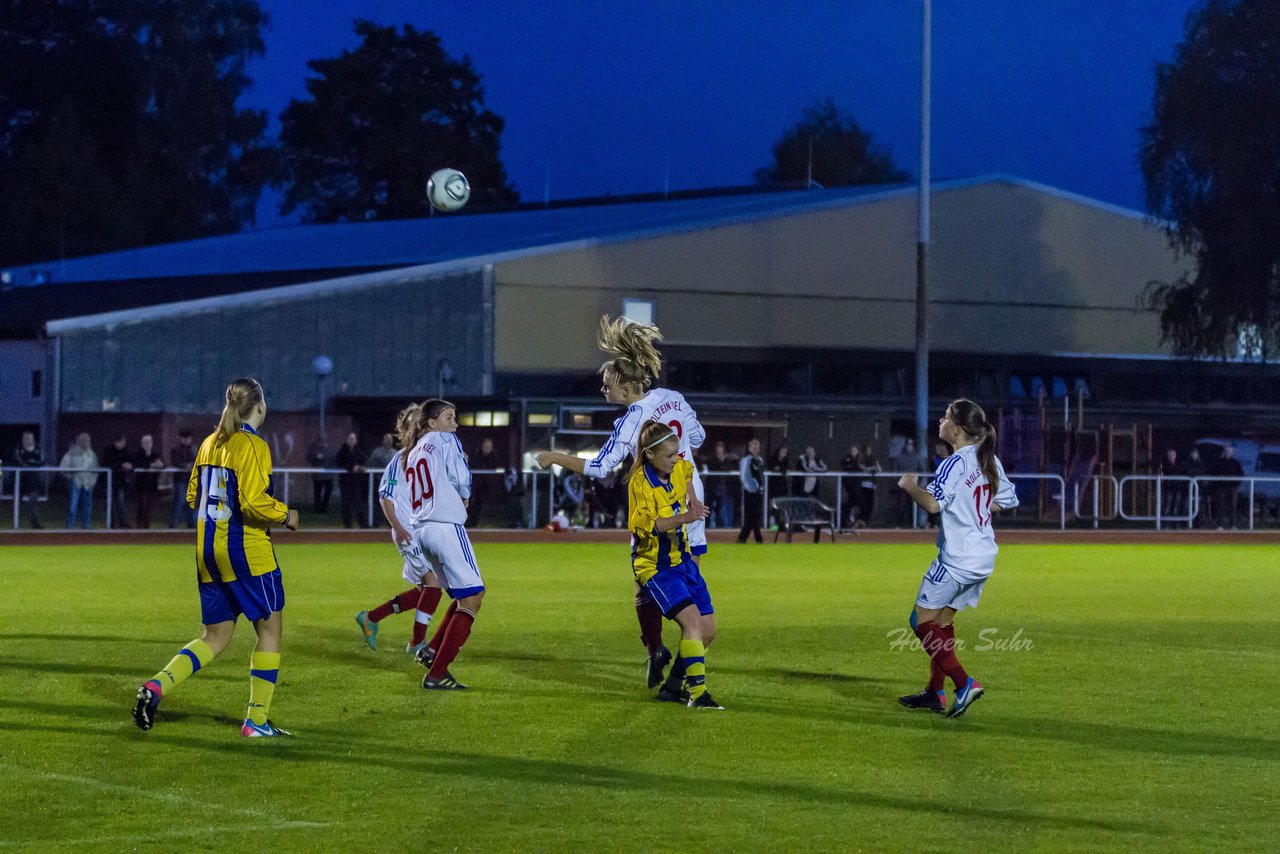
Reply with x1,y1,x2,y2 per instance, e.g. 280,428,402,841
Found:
915,0,932,470
313,355,332,439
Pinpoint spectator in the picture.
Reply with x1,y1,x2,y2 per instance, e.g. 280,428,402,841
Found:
308,436,335,513
101,434,134,528
60,432,99,529
336,431,369,528
839,444,862,528
859,445,883,527
559,470,586,518
11,430,45,529
737,438,765,543
503,466,528,528
798,445,828,498
1183,447,1207,527
1158,447,1185,519
469,437,501,527
168,429,198,528
366,432,396,474
1211,444,1244,529
771,445,792,496
132,434,166,528
890,438,918,526
705,440,738,529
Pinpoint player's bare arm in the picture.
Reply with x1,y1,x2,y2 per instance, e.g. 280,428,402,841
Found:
535,451,586,474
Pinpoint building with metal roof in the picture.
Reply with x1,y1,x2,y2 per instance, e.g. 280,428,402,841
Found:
5,175,1278,475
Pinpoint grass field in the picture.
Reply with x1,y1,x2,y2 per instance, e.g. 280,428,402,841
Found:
1,540,1277,851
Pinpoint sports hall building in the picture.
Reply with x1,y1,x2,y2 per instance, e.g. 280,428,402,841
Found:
4,175,1278,479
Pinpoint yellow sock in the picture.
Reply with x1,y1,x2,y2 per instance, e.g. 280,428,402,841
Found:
246,651,280,725
678,638,707,700
149,639,214,693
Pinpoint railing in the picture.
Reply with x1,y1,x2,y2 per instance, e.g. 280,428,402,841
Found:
640,469,1067,530
1073,475,1119,528
5,464,1278,532
1117,474,1280,531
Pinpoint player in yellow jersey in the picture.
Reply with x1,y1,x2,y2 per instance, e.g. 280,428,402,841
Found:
627,422,722,710
133,378,300,737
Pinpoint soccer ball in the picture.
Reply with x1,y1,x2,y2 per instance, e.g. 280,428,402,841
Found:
427,168,470,212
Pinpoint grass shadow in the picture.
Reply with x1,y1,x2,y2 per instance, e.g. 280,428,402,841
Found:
75,730,1160,837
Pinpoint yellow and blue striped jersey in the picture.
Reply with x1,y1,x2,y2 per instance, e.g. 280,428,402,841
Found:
627,458,695,584
187,425,290,582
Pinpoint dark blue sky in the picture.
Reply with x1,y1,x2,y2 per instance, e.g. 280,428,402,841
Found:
245,1,1201,227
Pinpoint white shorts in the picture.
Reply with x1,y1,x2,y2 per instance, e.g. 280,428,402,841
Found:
398,541,438,586
688,470,707,555
412,521,484,597
915,560,987,612
686,518,707,555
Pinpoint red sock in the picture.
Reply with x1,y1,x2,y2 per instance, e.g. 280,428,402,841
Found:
411,587,444,645
926,623,953,691
915,621,968,689
635,591,664,654
928,658,946,693
368,588,421,622
429,600,458,652
428,608,475,679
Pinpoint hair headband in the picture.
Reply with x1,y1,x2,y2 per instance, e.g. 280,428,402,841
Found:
643,429,677,451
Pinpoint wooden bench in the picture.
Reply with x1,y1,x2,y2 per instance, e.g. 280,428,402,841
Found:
770,497,838,543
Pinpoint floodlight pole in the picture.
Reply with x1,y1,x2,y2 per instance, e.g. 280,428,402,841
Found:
914,0,932,471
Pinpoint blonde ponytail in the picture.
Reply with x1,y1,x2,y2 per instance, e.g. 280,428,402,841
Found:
214,378,265,447
598,314,663,389
391,404,422,450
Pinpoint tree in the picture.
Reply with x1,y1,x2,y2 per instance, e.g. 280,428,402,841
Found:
757,98,908,188
1140,0,1280,361
278,20,516,223
0,0,277,268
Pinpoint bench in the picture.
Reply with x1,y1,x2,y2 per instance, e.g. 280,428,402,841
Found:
770,497,838,543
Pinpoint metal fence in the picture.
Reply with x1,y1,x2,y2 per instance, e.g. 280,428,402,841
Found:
5,464,1280,532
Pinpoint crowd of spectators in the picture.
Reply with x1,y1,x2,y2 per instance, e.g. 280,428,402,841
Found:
4,429,1268,532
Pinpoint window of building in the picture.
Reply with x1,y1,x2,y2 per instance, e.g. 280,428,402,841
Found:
460,410,511,428
621,298,654,326
31,369,42,398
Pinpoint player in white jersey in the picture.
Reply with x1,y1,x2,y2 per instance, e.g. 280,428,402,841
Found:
535,314,708,694
895,399,1019,719
401,399,483,690
352,403,448,655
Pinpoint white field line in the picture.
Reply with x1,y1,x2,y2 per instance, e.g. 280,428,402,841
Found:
0,762,329,845
0,820,327,849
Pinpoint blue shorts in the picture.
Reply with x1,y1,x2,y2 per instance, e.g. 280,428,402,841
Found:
199,569,285,624
644,558,714,619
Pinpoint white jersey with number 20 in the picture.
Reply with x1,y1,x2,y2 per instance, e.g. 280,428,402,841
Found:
926,444,1019,582
404,431,472,527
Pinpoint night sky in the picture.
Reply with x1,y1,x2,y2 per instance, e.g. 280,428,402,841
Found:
245,1,1201,227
